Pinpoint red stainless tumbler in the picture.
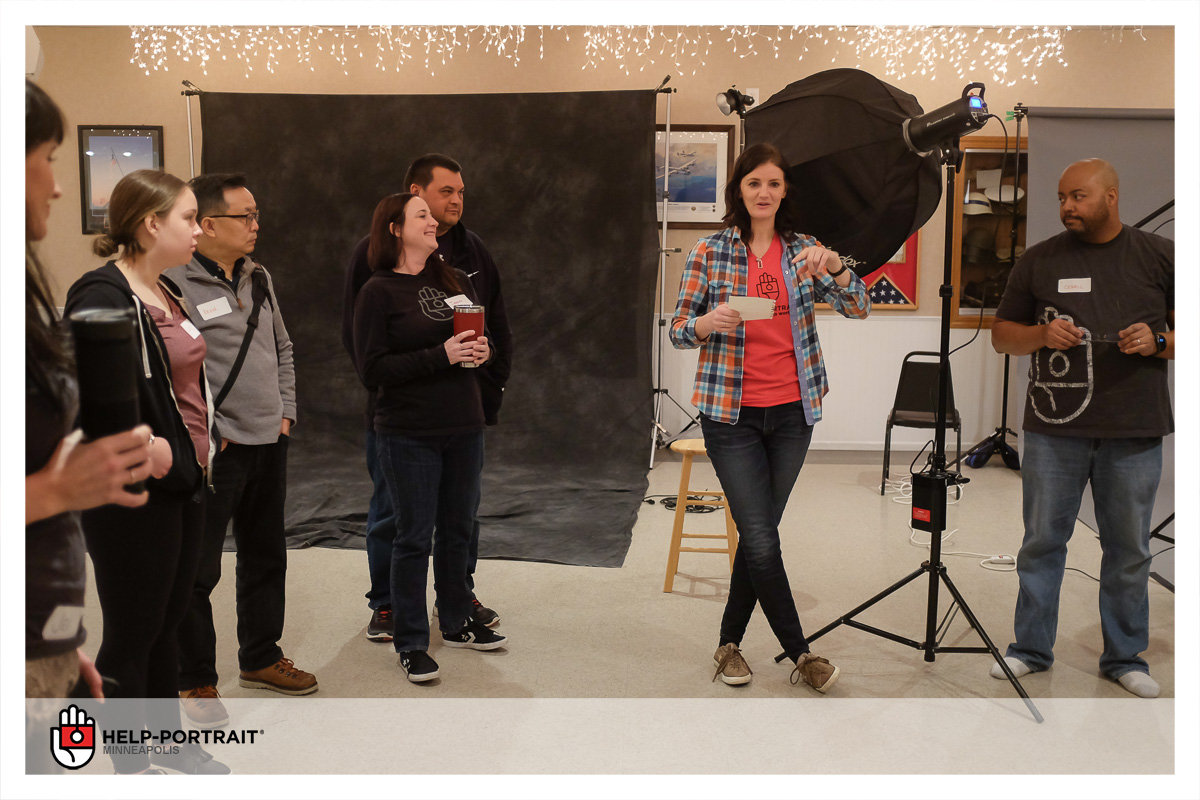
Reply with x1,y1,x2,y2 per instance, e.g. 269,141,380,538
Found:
453,304,484,368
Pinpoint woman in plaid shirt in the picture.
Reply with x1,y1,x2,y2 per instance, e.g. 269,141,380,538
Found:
671,143,870,692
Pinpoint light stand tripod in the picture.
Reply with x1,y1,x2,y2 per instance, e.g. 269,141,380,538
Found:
775,119,1044,724
650,76,702,468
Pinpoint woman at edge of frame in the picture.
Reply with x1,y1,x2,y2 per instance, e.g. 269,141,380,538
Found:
24,78,157,773
669,142,871,692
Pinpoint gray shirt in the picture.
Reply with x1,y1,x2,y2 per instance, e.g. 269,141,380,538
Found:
165,255,297,445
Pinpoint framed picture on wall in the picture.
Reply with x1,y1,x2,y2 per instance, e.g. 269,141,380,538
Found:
817,232,920,311
655,124,734,228
78,125,164,234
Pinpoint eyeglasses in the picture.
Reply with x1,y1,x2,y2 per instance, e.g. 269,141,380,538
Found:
208,210,261,226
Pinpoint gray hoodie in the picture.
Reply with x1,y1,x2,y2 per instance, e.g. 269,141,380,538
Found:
165,255,296,445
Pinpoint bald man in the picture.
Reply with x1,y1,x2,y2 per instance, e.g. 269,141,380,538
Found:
989,159,1174,698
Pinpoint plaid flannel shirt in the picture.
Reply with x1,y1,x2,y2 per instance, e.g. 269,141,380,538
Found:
670,226,871,424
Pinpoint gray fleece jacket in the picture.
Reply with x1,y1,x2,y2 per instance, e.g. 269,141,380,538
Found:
165,254,296,445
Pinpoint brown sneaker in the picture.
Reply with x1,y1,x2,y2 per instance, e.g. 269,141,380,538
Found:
790,653,840,693
179,685,229,729
238,657,318,696
712,643,753,685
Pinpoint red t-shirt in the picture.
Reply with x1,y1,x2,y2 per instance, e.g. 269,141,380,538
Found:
147,293,209,463
741,235,801,407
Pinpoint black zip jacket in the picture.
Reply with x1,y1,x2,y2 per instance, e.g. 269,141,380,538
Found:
65,262,214,502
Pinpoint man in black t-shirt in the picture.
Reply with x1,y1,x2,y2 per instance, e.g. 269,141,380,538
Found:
989,159,1174,698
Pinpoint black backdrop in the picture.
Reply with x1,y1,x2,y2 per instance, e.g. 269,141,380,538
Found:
199,90,659,567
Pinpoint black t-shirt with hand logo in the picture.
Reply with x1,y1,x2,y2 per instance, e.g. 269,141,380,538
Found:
995,225,1173,438
352,267,484,436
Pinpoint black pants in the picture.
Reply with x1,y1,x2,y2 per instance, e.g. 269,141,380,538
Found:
82,494,204,773
177,436,289,688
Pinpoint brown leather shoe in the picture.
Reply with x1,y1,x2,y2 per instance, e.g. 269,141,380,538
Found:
790,653,840,694
238,657,318,696
179,685,229,728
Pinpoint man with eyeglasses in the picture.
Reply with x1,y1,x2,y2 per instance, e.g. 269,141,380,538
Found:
167,173,317,729
342,153,513,643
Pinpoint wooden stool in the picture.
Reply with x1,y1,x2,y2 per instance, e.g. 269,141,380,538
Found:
663,438,738,593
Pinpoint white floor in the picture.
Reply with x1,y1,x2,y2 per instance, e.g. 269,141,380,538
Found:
65,450,1183,791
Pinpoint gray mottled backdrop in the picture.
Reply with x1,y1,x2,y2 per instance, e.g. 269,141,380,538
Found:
199,89,659,567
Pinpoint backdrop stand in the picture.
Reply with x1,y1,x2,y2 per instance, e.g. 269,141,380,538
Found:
960,104,1025,472
650,76,701,469
181,80,202,179
766,86,1043,722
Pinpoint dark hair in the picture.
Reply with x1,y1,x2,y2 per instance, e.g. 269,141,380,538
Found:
402,153,462,192
366,193,461,293
25,79,71,408
721,143,801,241
93,169,189,258
189,172,249,221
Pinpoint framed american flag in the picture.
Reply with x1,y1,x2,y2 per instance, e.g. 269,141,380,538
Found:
818,232,920,311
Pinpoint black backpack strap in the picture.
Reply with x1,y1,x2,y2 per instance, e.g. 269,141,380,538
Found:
213,268,270,411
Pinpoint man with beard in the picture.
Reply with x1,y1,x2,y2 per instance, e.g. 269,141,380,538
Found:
989,158,1174,698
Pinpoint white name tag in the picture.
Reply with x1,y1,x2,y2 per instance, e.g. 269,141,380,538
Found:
1058,278,1092,293
42,605,84,641
180,319,202,339
443,294,473,308
197,296,233,320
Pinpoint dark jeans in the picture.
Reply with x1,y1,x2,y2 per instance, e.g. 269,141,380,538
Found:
365,429,482,610
378,430,484,652
700,401,814,661
82,494,204,773
178,436,288,688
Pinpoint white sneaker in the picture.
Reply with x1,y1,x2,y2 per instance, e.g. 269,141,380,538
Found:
1117,671,1160,698
989,656,1032,679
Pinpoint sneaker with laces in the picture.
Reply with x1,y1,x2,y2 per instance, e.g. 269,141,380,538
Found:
712,643,753,685
790,652,840,693
238,656,318,696
179,685,229,728
442,618,508,650
367,607,393,641
399,650,440,683
471,598,500,628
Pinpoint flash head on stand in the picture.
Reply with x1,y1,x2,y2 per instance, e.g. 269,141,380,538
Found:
903,83,988,155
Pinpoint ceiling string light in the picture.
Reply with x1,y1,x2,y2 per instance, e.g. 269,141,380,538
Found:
129,25,1143,86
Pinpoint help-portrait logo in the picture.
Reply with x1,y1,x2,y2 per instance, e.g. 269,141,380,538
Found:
50,704,96,769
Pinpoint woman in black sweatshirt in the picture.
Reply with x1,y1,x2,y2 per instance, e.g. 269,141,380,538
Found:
353,193,506,683
65,169,226,775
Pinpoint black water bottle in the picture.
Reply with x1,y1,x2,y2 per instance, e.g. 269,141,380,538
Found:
69,307,143,493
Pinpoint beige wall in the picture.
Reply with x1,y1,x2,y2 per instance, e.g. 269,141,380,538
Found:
31,25,1174,310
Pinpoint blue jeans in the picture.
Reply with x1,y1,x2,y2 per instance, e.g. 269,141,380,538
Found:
364,429,396,611
378,430,484,653
700,401,814,661
365,430,482,610
1008,431,1162,679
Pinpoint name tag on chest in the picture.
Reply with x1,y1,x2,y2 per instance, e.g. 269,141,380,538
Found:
197,296,233,320
180,319,202,339
1058,278,1092,293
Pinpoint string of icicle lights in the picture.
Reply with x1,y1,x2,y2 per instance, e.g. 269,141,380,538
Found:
129,25,1143,86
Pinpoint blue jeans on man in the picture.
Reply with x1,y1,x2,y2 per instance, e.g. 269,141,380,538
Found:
377,430,484,653
1008,431,1162,679
700,401,814,661
365,430,482,612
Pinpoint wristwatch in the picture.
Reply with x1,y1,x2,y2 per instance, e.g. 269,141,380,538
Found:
1155,333,1167,353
